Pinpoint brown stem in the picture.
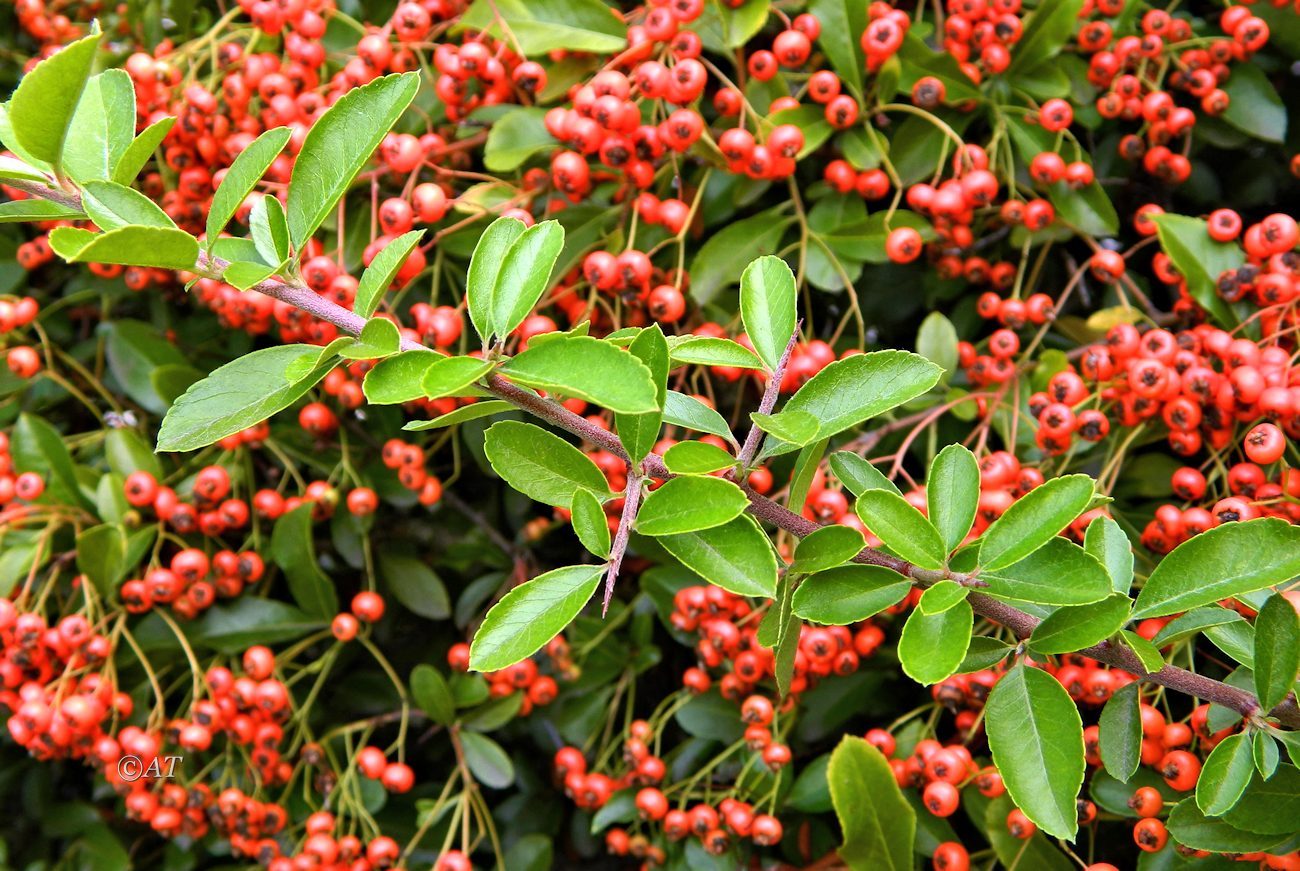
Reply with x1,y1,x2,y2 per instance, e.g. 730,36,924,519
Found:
737,320,802,471
602,473,641,614
9,177,1299,730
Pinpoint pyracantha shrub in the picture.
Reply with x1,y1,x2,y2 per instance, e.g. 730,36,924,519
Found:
0,0,1299,868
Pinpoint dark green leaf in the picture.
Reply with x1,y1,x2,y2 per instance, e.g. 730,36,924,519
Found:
616,326,669,463
76,524,129,599
470,564,603,671
1167,798,1291,853
807,0,867,102
483,107,556,171
977,538,1113,605
1253,592,1300,712
978,474,1094,571
1006,0,1085,74
380,552,450,620
792,565,910,625
659,515,777,598
958,636,1014,672
270,505,338,620
411,665,456,726
1152,214,1245,328
189,599,323,653
501,335,658,414
985,663,1085,840
687,207,795,303
459,731,515,788
1222,764,1300,834
828,736,915,871
1030,594,1131,655
1221,63,1287,143
1098,681,1142,782
13,413,91,510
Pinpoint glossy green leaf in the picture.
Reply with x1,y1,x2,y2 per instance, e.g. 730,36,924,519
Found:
221,261,277,291
916,311,959,381
662,391,736,443
76,524,129,599
483,420,610,509
458,0,625,54
13,413,90,511
807,0,867,102
976,538,1113,605
637,476,748,536
1006,0,1084,74
1120,630,1166,675
1030,594,1131,655
926,444,979,552
667,336,764,369
957,636,1014,673
422,355,495,400
249,194,289,266
363,351,440,405
271,504,338,620
828,736,915,871
410,664,456,726
830,451,903,497
404,400,515,431
355,230,425,318
1085,515,1135,595
51,224,198,270
501,335,658,414
917,580,968,614
898,591,972,684
1132,519,1300,618
662,441,736,475
1222,763,1300,834
113,116,175,184
1254,732,1279,781
492,220,564,340
1152,213,1245,328
1196,734,1256,816
8,31,101,168
1253,592,1300,712
0,199,83,222
659,515,777,598
616,326,669,463
1167,798,1292,853
205,126,292,247
985,663,1085,840
0,155,47,182
751,410,819,447
570,488,611,559
470,564,603,672
80,180,174,231
1221,63,1287,143
855,489,946,569
978,474,1094,571
740,254,797,372
792,565,910,625
775,350,942,443
62,69,135,184
1098,682,1142,782
790,525,866,574
287,72,420,250
687,207,796,303
466,216,525,343
483,107,554,172
338,317,401,360
157,344,336,451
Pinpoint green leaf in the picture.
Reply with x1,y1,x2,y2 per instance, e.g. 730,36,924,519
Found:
492,220,565,340
51,225,198,270
958,636,1014,673
1085,515,1134,595
616,326,669,463
1098,682,1142,782
458,0,625,54
205,126,292,247
689,0,771,52
570,488,611,559
1006,0,1085,74
157,344,336,452
1253,592,1300,712
483,107,555,172
687,207,796,303
470,564,603,671
771,578,801,697
659,515,777,598
379,552,450,620
13,413,91,510
667,335,764,370
917,580,968,614
855,489,946,569
978,474,1094,571
1221,63,1287,143
404,400,514,431
287,72,420,251
338,318,401,360
1222,763,1300,834
410,665,456,726
792,565,910,625
1196,733,1256,818
76,524,129,599
1120,631,1165,676
270,505,338,620
985,663,1085,840
751,410,819,447
355,230,425,318
740,255,797,372
0,199,83,222
926,444,979,553
662,391,735,443
976,538,1113,606
790,525,866,574
807,0,868,102
184,599,323,653
1254,730,1279,781
249,194,289,265
483,420,610,509
828,736,915,871
1152,213,1245,328
363,351,440,405
1030,594,1131,655
422,355,495,400
1168,798,1292,853
1132,519,1300,618
459,731,515,788
80,180,175,230
112,116,175,184
0,154,49,183
775,350,942,445
830,451,903,497
501,335,658,414
8,31,101,168
662,441,736,475
637,476,748,536
62,69,135,184
104,428,162,478
916,311,959,382
898,591,972,684
981,794,1075,871
221,261,277,291
466,216,525,343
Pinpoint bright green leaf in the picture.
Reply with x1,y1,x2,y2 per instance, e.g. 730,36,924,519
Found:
570,488,611,559
62,69,135,184
637,476,748,536
792,565,910,625
740,254,797,372
422,355,495,400
1196,734,1255,816
483,420,610,509
1030,594,1131,655
8,31,101,168
659,515,777,598
470,564,603,671
856,489,946,569
776,351,942,444
1098,682,1142,782
501,335,658,414
205,126,292,247
828,737,915,871
927,444,979,553
790,525,866,574
662,441,736,475
898,592,972,683
978,474,1094,571
1253,592,1300,712
355,230,425,318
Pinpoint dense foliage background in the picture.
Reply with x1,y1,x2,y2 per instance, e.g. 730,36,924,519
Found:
2,0,1300,869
